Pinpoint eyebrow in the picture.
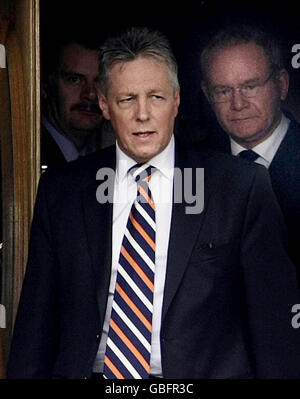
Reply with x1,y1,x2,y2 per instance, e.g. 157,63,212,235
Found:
118,88,166,96
242,77,262,84
60,69,84,76
118,92,136,98
148,89,165,95
212,77,262,89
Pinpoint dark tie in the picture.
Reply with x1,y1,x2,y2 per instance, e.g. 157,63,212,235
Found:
103,164,156,379
238,149,259,162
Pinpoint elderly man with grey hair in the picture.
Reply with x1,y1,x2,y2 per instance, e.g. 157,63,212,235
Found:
7,26,300,379
200,25,300,285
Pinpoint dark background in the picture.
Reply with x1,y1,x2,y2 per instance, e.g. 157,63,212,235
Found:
40,0,300,143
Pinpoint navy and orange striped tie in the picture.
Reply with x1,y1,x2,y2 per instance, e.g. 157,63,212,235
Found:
104,164,156,379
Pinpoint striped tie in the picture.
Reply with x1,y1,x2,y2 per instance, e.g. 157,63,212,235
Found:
104,163,156,379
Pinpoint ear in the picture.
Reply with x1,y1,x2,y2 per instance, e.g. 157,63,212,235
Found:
277,69,289,101
201,81,211,103
174,89,180,117
97,92,111,120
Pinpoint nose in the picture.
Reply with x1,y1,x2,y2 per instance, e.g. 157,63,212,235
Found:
230,89,249,111
135,98,150,121
80,81,97,102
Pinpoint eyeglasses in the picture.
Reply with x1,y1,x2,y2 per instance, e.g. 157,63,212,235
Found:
208,70,275,104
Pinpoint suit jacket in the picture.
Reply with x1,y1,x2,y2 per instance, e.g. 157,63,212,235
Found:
41,124,67,168
7,141,300,379
202,119,300,279
41,119,116,169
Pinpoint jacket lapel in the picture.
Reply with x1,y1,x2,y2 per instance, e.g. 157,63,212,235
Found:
269,120,300,180
82,147,116,322
162,143,212,320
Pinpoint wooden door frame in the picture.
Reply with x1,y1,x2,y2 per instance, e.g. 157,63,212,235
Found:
0,0,40,363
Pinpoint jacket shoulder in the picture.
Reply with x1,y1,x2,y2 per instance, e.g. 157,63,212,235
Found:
40,145,116,185
176,140,269,196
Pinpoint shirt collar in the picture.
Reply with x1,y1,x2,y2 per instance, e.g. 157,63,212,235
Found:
230,113,290,163
116,135,175,182
42,115,84,161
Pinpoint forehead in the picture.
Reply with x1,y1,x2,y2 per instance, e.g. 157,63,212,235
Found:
108,56,173,92
60,43,99,75
207,42,270,84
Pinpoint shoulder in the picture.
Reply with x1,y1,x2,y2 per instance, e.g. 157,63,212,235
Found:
272,119,300,167
175,140,273,206
38,145,116,197
285,119,300,146
287,118,300,132
176,139,266,183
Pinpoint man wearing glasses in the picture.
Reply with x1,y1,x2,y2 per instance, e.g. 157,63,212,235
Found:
200,26,300,283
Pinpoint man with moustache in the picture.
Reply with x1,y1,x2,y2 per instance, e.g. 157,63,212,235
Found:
7,27,300,379
41,36,115,170
200,26,300,283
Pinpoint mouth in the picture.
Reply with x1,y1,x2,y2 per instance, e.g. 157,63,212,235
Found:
73,105,102,115
230,117,253,122
132,131,155,138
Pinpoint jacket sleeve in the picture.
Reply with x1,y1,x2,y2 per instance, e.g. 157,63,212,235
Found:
241,165,300,378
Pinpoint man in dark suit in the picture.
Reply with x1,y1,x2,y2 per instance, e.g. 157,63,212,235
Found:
200,26,300,282
41,35,115,170
7,27,300,379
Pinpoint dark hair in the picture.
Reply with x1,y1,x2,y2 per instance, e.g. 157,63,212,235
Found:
200,25,285,82
41,28,106,80
97,26,179,95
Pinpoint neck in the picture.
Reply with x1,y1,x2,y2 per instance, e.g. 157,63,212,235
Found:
46,107,99,151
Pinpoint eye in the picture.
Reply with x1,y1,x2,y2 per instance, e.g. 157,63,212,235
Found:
69,76,79,83
244,83,257,91
151,94,164,100
120,97,133,103
118,97,135,108
214,87,231,97
63,74,82,85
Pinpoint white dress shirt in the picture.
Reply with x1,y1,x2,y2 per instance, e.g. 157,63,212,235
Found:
230,114,290,168
93,136,175,377
42,116,87,162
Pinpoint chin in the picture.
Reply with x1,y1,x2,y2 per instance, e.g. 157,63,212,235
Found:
233,131,264,146
131,152,155,163
132,155,150,163
71,117,103,130
234,131,256,139
231,125,261,139
72,122,102,132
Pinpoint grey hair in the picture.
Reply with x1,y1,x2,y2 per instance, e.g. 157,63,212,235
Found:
97,26,179,95
200,25,285,82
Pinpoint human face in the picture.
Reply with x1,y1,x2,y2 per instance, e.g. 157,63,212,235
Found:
98,56,180,163
203,43,289,147
51,43,103,134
